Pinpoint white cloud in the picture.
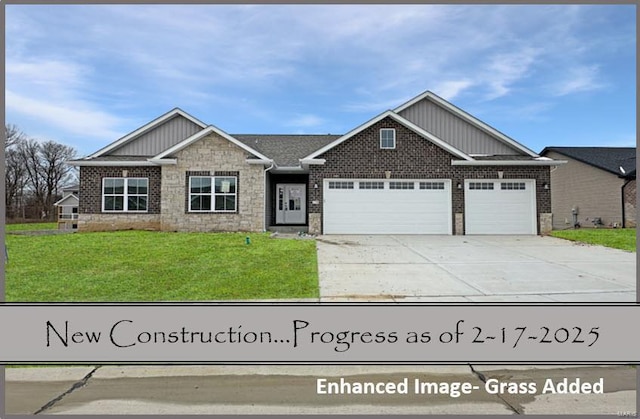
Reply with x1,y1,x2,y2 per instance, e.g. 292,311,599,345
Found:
286,114,325,128
551,65,606,96
6,90,124,141
482,48,541,99
432,80,475,101
6,59,88,97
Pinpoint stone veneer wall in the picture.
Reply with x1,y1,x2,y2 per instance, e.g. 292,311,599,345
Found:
78,213,161,231
308,116,551,235
160,133,264,232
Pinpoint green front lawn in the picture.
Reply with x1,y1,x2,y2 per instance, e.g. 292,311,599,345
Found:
5,222,57,231
5,231,318,301
551,228,636,252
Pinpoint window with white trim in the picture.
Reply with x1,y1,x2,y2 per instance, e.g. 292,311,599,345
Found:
420,182,445,190
469,182,494,190
501,182,526,190
380,128,396,149
328,181,354,189
189,176,237,212
359,181,384,189
103,178,148,212
389,181,415,190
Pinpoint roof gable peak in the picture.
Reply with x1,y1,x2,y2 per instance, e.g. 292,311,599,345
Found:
395,90,538,158
88,108,208,159
304,110,473,161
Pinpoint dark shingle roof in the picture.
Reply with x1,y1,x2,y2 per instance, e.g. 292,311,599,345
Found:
233,134,341,167
86,156,153,161
541,147,636,178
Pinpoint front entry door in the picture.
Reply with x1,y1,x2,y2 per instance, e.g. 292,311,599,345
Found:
276,184,306,224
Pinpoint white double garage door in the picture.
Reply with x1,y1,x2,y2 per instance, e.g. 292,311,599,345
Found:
323,179,536,235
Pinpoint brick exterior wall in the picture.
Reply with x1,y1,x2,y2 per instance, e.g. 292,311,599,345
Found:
623,179,636,228
308,117,551,234
160,133,264,232
79,166,162,214
78,166,162,231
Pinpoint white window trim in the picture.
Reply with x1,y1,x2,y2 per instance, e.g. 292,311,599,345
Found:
188,176,238,213
380,128,396,149
102,177,149,213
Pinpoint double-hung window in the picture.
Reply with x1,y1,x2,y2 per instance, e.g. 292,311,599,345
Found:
189,176,237,212
103,178,148,212
380,128,396,149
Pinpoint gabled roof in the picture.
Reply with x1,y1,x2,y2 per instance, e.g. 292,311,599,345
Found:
88,108,208,158
303,110,474,161
54,193,79,206
541,146,636,178
233,134,340,167
152,125,271,162
395,90,539,158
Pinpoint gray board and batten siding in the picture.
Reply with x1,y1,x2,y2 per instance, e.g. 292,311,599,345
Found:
111,115,203,156
398,98,519,156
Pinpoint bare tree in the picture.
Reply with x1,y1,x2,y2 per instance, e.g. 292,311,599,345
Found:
19,139,78,219
5,125,28,218
5,125,78,220
5,124,26,149
39,140,77,218
18,139,47,218
5,144,28,218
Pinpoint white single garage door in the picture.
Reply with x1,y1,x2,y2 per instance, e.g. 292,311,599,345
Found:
323,179,452,234
465,179,536,235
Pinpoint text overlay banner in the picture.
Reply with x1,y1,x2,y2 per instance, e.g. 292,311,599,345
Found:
0,304,637,363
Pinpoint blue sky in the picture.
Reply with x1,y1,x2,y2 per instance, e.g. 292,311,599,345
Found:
5,4,636,157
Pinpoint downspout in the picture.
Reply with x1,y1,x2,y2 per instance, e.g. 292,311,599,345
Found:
263,161,275,232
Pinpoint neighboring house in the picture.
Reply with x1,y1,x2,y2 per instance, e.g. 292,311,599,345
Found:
540,147,636,229
68,91,564,235
53,185,79,230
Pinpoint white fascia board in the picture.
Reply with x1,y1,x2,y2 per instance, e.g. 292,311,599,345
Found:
246,159,273,165
300,158,326,165
153,125,271,161
451,159,568,166
303,110,396,160
88,108,208,158
393,89,431,113
67,160,156,166
395,91,539,158
53,194,79,206
147,158,177,165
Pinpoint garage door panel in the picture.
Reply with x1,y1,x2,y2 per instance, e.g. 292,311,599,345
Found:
465,180,536,235
324,180,451,234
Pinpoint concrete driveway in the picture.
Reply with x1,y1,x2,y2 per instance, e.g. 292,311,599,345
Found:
317,235,636,302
